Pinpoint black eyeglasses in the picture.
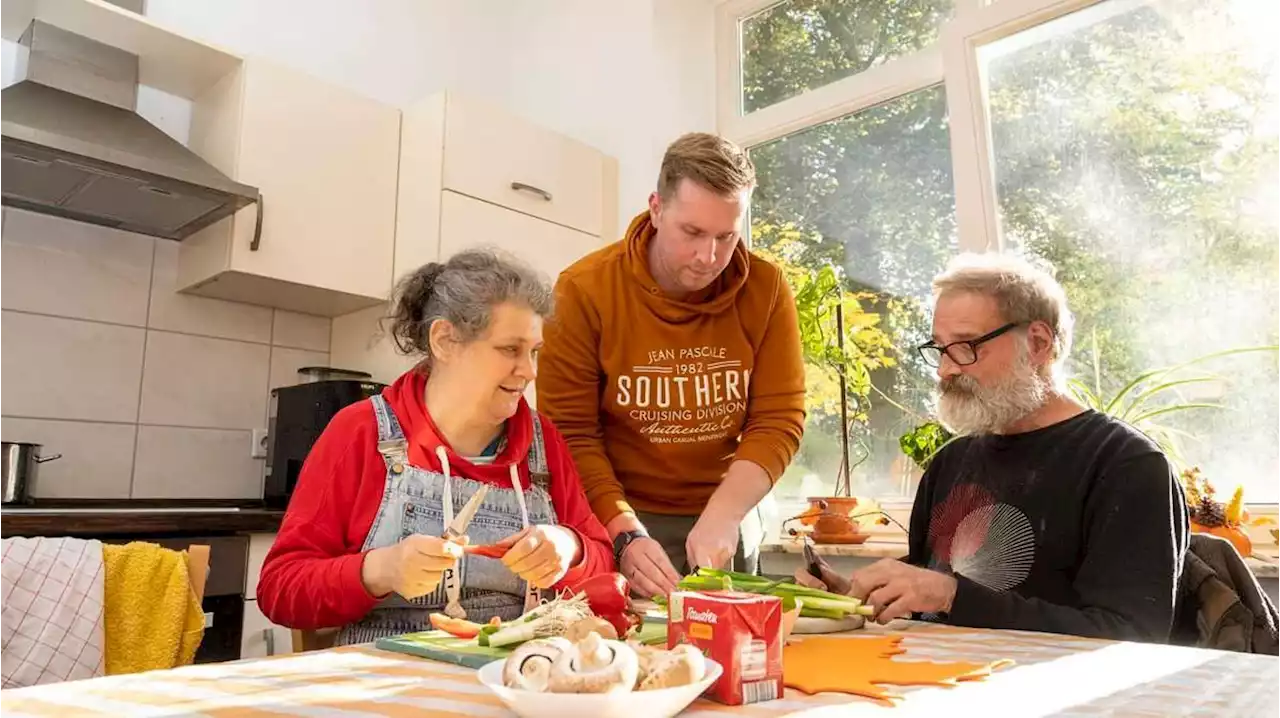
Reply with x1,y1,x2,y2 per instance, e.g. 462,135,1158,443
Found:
918,323,1020,367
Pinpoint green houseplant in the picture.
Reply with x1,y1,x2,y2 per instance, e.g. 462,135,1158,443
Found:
1067,331,1277,468
787,262,897,541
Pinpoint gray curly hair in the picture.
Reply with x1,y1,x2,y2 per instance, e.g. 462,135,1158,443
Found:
385,248,554,369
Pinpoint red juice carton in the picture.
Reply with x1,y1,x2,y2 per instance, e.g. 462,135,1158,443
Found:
666,590,784,705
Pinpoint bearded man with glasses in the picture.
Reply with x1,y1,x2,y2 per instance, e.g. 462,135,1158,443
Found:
795,253,1189,642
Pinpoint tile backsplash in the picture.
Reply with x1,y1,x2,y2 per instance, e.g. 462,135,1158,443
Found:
1,209,333,500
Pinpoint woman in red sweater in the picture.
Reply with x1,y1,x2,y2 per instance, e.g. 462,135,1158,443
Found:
258,250,615,644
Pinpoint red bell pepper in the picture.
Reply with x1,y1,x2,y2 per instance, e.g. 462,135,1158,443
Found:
568,573,633,637
464,544,508,560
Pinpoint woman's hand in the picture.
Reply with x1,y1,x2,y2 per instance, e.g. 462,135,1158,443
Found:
497,525,582,589
361,534,467,599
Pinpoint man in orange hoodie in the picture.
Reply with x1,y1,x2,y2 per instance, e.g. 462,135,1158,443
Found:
538,133,806,597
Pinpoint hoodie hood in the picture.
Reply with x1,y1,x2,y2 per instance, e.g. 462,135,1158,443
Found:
380,371,535,484
623,210,751,323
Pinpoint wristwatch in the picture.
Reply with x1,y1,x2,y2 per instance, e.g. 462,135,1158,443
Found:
612,528,649,565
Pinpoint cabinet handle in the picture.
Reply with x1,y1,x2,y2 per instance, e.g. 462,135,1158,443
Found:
249,192,265,251
510,182,552,202
264,628,276,656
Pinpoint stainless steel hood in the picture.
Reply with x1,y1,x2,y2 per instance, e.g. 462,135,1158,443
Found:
1,20,259,241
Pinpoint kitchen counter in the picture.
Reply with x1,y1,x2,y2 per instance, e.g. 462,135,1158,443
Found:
0,501,285,537
2,620,1275,715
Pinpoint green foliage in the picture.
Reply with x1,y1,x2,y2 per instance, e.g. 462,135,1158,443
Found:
743,0,1278,498
1068,336,1279,467
757,237,898,493
898,421,955,472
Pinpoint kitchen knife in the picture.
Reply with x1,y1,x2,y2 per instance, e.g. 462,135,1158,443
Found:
443,484,489,541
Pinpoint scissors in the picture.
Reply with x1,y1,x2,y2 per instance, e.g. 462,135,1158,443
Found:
801,535,826,581
443,484,489,541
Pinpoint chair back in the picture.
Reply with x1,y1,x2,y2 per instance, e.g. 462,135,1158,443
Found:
185,544,210,604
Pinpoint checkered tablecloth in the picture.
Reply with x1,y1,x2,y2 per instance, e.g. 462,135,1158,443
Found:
1,621,1276,717
1,537,105,688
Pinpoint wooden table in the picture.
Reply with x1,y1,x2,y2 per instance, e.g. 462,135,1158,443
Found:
2,622,1276,717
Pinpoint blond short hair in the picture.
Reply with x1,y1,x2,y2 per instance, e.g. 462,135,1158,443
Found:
932,252,1075,366
657,133,756,200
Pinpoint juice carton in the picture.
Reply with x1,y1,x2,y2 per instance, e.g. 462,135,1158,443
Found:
666,590,784,705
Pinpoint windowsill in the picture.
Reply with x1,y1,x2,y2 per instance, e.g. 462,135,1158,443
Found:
758,539,907,559
759,540,1279,579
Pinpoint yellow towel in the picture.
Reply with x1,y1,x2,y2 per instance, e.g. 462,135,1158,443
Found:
102,542,205,675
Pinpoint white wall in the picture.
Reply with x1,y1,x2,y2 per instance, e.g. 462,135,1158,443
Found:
3,0,716,239
0,37,16,87
492,0,719,220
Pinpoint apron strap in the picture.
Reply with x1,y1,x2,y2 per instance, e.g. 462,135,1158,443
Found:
370,394,406,442
526,411,552,495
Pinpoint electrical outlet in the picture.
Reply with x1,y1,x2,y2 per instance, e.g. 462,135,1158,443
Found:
251,429,269,459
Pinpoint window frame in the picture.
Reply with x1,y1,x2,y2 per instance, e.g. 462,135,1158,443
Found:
715,0,1280,515
717,0,1098,253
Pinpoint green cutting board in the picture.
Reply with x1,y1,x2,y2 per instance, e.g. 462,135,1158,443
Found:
374,622,669,669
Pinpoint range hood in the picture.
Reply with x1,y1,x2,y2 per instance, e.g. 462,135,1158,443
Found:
1,20,259,241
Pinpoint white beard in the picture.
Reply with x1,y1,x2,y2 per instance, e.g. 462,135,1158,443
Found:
937,341,1051,436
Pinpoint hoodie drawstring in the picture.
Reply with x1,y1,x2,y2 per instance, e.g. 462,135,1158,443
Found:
437,446,538,617
437,447,466,619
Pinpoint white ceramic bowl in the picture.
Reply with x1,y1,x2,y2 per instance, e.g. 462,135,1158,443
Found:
476,656,723,718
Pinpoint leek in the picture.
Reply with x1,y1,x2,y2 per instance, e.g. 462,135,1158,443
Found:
675,568,875,619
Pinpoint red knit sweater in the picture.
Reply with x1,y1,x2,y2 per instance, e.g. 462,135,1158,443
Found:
257,371,615,630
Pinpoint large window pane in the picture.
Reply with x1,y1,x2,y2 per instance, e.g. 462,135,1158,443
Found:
741,0,953,113
986,0,1279,501
749,84,956,508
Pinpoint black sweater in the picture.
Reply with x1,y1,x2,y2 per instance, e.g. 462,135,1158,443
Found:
908,410,1189,642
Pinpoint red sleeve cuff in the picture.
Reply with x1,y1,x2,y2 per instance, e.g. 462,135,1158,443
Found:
554,526,592,589
345,551,382,610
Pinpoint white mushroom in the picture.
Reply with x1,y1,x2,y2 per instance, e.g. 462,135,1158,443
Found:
546,632,639,694
638,644,705,691
564,616,618,643
502,637,574,692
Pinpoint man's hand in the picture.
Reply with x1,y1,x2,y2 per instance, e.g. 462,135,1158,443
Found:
792,563,852,596
848,558,957,624
607,513,681,598
685,510,739,571
685,460,772,571
620,537,682,598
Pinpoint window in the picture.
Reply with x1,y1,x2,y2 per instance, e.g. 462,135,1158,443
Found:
749,85,955,503
740,0,954,113
721,0,1279,519
985,0,1279,501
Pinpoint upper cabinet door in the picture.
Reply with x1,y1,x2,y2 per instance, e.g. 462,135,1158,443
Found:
231,61,400,301
441,96,605,237
437,190,601,285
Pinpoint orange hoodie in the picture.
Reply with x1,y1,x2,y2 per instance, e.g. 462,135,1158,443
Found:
538,211,806,524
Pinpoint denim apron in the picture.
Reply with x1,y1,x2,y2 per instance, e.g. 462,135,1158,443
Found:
336,395,556,645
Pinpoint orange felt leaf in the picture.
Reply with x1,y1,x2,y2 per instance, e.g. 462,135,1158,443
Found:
783,635,1014,705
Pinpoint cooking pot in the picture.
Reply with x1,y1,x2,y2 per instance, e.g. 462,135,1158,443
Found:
2,441,61,505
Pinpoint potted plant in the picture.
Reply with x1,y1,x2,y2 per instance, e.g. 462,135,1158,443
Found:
785,263,895,543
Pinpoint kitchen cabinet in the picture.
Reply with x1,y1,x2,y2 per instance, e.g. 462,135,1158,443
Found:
241,599,291,659
177,58,401,317
391,91,617,285
332,91,617,385
245,532,275,601
438,191,603,283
